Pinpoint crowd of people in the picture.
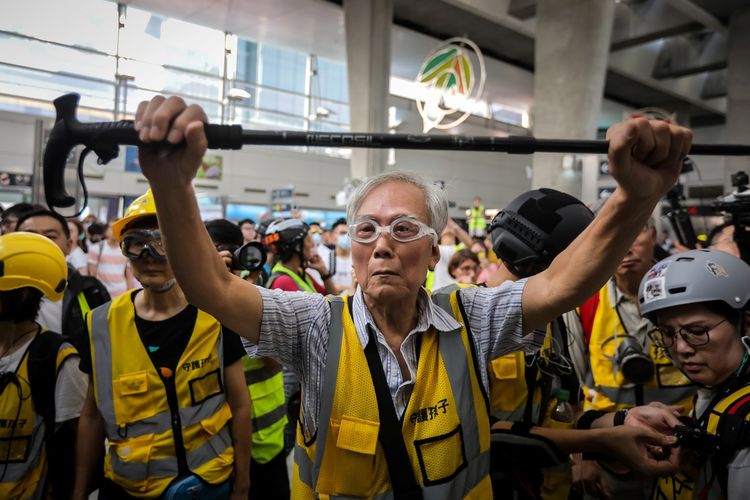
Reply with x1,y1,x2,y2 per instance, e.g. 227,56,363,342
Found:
0,94,749,500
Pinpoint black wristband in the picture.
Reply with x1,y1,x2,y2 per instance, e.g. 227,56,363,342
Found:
575,410,607,430
320,272,333,280
613,408,628,426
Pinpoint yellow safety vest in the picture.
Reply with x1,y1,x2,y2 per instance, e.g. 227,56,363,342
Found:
269,263,316,293
468,206,486,231
489,323,573,500
652,381,750,500
243,356,287,464
584,284,694,411
0,331,76,500
292,290,492,499
89,295,234,498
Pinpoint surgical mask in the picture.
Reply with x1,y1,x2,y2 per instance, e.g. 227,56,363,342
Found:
311,232,322,245
337,233,351,252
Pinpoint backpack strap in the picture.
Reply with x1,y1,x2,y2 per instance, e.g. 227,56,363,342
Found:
27,330,77,499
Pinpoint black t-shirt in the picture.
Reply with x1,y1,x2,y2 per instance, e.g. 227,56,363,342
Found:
79,290,246,374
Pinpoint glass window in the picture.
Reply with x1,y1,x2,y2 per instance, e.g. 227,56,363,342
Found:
0,0,117,54
120,7,225,76
0,34,116,81
316,57,348,102
118,59,223,101
258,45,306,118
237,40,258,84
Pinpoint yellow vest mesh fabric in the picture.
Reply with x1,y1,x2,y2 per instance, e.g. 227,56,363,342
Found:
585,286,693,412
293,292,491,498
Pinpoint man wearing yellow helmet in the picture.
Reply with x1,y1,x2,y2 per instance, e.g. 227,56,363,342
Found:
0,232,85,499
72,191,251,500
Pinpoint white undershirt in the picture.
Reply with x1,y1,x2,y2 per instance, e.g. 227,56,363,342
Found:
0,336,87,423
36,298,63,335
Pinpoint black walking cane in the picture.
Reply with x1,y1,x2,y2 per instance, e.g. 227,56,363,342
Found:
43,93,750,211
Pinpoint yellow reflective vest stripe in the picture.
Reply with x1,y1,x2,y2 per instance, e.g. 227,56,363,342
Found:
292,288,492,499
0,331,76,500
89,295,234,498
243,356,287,464
584,284,694,411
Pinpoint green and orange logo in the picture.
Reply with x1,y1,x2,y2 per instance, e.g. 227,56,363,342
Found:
416,37,486,133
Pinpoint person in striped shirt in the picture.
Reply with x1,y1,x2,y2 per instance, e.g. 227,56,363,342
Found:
87,223,136,298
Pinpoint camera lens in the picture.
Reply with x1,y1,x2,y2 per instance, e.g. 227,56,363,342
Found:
616,336,654,385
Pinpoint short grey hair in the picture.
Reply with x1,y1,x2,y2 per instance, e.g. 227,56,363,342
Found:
346,171,449,237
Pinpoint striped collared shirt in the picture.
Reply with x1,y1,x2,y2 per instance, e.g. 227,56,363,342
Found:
252,279,542,437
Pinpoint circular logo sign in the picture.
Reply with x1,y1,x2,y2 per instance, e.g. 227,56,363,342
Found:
416,37,486,133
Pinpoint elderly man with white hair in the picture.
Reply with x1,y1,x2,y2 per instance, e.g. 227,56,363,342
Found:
133,95,692,498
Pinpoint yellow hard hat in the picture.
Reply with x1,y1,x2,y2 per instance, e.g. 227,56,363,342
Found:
0,232,68,302
112,189,157,241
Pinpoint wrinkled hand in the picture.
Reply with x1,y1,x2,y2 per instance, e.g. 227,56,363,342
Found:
604,425,679,476
606,117,692,201
571,455,611,499
134,96,209,188
625,402,684,434
307,253,328,275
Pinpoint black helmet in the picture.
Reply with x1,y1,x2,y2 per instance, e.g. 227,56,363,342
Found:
262,219,309,260
489,188,594,278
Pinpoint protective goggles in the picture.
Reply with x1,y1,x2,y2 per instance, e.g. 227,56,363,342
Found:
348,216,438,245
120,229,167,261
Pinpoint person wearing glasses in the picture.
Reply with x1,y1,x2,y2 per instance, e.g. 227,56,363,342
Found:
641,249,750,500
72,191,251,500
131,95,691,497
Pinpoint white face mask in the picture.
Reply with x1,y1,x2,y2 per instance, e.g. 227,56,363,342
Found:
337,233,351,252
311,233,322,245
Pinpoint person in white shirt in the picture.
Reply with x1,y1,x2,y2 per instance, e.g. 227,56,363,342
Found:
330,218,354,294
66,219,89,275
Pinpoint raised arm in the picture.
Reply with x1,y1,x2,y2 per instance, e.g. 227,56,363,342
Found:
134,96,263,342
522,118,692,332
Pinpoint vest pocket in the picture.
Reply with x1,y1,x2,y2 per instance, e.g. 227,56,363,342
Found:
113,371,153,424
414,424,467,486
108,433,155,493
189,369,224,406
491,356,518,380
198,403,233,464
0,435,31,463
319,415,381,496
336,415,379,455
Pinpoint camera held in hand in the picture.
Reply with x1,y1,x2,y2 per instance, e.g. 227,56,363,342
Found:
232,241,266,272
